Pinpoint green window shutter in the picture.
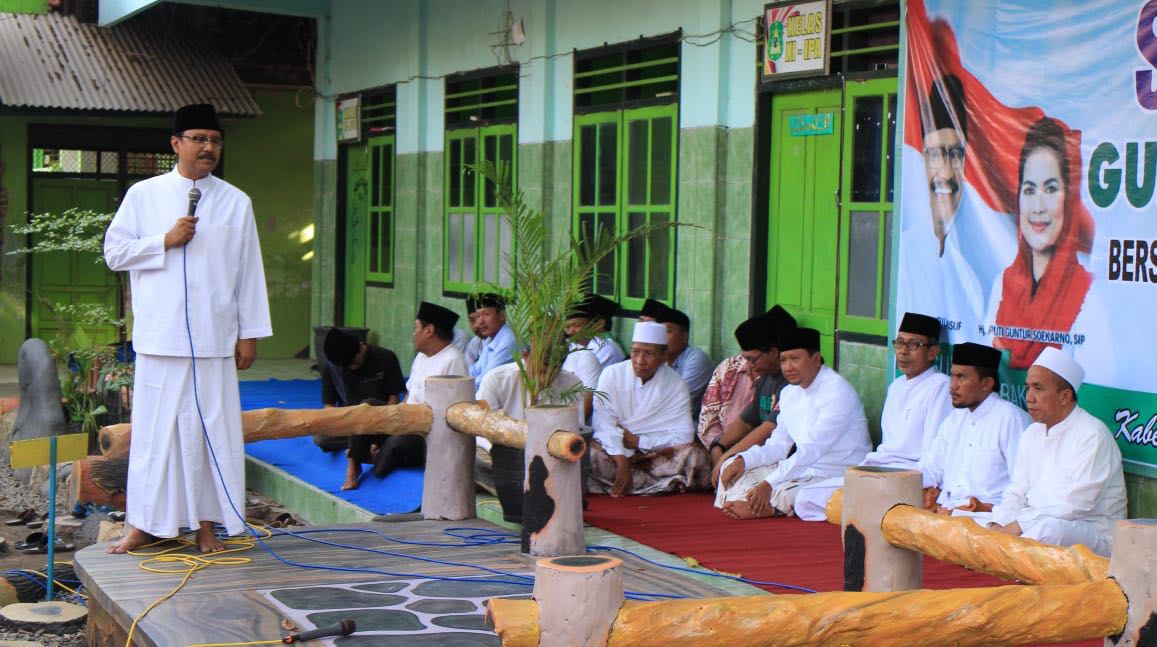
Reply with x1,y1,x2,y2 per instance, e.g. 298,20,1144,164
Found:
572,105,677,310
443,125,517,294
838,78,897,335
365,134,395,283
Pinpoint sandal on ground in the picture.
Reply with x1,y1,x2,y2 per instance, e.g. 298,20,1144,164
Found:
4,508,36,526
15,531,45,551
21,537,75,555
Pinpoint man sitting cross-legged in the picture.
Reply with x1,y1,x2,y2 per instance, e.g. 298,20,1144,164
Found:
588,321,710,497
793,312,952,520
918,342,1028,517
715,327,870,519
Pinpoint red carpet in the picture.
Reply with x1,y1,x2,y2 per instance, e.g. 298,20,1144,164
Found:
584,493,1098,645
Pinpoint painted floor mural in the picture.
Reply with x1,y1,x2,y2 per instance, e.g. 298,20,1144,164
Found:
260,575,533,645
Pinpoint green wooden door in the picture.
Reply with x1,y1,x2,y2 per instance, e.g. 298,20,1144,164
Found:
767,89,842,361
342,143,368,327
30,178,120,344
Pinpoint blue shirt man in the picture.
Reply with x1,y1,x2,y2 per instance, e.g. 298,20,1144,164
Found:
466,293,516,389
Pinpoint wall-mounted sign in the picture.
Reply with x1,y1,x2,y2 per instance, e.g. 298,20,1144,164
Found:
762,0,832,81
789,113,835,136
336,95,361,144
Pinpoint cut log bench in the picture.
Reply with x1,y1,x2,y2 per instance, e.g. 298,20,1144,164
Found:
90,375,588,557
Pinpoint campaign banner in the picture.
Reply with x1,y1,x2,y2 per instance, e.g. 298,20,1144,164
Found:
896,0,1157,476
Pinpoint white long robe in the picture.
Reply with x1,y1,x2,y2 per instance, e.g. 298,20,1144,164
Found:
560,346,603,389
990,406,1127,556
406,343,468,404
732,366,870,490
476,363,585,428
919,393,1028,510
104,168,272,538
592,362,694,457
793,366,951,521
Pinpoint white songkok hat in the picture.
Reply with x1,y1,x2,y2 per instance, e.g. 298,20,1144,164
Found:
632,320,668,346
1032,347,1085,392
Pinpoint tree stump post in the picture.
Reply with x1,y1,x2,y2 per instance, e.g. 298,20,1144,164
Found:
420,375,476,520
842,466,923,592
532,555,623,647
522,404,584,556
1105,518,1157,646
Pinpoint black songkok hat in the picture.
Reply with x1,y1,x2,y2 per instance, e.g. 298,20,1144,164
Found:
734,316,773,351
639,298,665,319
323,328,360,367
927,73,966,139
952,342,1001,370
574,294,619,321
656,305,690,332
173,103,222,135
899,312,941,342
417,301,459,330
467,292,505,313
779,327,821,353
763,305,797,342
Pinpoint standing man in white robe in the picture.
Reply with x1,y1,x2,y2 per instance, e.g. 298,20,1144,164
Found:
716,327,871,519
104,104,271,554
794,313,952,520
588,321,709,497
988,348,1126,556
406,301,469,405
919,342,1027,517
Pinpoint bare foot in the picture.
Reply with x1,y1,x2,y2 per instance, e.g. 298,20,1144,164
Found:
722,500,775,520
341,458,362,491
196,523,226,553
107,526,157,554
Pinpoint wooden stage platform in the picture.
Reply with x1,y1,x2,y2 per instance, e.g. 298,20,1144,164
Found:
75,518,741,646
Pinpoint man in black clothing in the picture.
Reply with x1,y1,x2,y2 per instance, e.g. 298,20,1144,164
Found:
317,329,410,491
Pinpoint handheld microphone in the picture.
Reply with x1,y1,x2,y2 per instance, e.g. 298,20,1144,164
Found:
187,186,202,218
282,619,356,643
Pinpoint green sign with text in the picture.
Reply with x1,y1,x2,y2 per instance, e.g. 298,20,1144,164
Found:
789,113,834,136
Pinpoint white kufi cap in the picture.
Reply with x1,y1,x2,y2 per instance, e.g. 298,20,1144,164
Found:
632,320,668,346
1031,347,1085,392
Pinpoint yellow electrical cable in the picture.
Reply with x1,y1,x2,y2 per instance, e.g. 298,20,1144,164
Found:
123,527,274,647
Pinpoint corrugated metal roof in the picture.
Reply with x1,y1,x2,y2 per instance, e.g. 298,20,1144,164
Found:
0,11,260,116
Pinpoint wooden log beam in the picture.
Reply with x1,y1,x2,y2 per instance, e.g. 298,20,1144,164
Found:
825,488,1108,585
881,504,1110,586
99,403,434,459
72,456,127,509
446,401,586,463
487,580,1127,647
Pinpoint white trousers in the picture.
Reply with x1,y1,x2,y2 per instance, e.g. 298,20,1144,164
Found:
127,354,245,538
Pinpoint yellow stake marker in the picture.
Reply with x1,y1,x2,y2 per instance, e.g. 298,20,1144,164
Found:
10,433,88,469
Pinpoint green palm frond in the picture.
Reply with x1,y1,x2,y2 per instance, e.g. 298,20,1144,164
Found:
472,160,693,408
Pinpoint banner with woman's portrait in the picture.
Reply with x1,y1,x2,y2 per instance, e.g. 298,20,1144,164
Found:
896,0,1157,475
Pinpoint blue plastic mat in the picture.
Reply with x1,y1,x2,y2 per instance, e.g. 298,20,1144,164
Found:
240,379,423,516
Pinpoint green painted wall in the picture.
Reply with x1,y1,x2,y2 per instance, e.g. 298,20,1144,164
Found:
0,90,313,362
225,89,315,359
838,339,890,447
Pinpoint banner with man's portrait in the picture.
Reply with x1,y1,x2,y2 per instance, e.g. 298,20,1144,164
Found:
896,0,1157,476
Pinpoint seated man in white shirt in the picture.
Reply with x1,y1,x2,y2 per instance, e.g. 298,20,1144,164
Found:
716,327,871,519
919,342,1028,516
793,312,952,520
988,348,1126,556
565,294,625,369
588,321,710,497
477,347,588,428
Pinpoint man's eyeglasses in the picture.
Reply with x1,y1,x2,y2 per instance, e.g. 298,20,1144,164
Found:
178,134,224,147
924,145,964,169
891,339,932,351
741,351,765,365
